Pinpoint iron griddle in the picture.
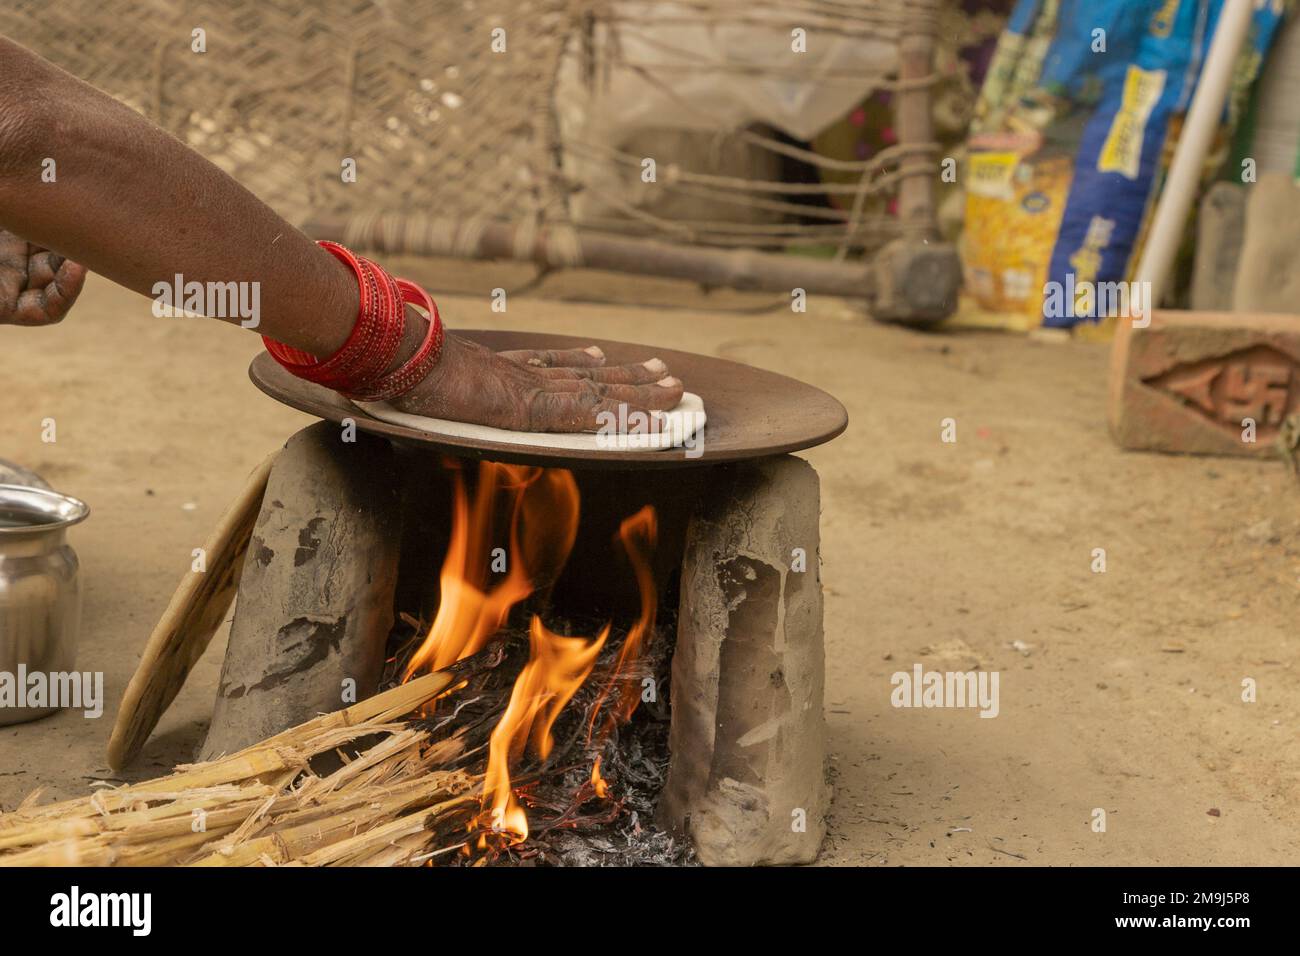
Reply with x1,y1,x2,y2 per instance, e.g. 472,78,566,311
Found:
248,330,847,470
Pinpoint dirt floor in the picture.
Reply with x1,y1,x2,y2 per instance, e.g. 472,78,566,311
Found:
2,261,1297,866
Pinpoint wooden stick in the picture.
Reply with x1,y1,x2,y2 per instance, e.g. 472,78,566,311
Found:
109,451,278,769
305,214,878,300
893,0,941,242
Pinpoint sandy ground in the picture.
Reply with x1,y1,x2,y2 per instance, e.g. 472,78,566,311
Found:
2,263,1297,866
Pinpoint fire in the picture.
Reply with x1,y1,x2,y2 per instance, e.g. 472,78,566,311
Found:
591,757,610,799
403,460,659,850
402,462,579,678
586,507,658,743
480,617,608,844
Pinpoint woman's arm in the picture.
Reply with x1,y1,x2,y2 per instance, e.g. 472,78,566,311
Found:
0,36,362,357
0,37,682,431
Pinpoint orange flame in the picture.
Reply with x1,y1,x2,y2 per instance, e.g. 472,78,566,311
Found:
586,506,659,743
402,462,579,678
591,757,610,799
480,617,608,844
404,461,660,850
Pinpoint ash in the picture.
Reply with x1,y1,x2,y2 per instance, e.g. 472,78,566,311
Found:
383,612,696,867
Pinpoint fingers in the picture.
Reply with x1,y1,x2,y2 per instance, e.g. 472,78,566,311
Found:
509,349,684,432
26,250,63,288
524,387,649,433
497,345,606,368
0,237,86,327
541,375,683,407
533,357,668,385
523,377,684,432
11,258,86,326
0,235,29,315
389,333,688,435
49,258,87,317
593,377,684,409
0,230,27,265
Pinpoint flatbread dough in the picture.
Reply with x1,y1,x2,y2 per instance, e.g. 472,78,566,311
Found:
356,392,706,452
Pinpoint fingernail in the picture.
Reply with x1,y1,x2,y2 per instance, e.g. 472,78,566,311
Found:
584,346,605,359
657,376,681,388
643,357,667,373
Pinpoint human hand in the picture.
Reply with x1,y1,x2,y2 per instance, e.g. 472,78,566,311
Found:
392,335,684,433
0,229,86,326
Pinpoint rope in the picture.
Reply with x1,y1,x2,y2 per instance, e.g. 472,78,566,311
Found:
7,0,944,260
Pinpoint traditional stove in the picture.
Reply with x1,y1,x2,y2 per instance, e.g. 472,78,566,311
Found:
201,331,846,866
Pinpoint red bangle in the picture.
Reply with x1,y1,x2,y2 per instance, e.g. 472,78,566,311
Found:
349,280,444,403
262,241,443,401
263,242,400,390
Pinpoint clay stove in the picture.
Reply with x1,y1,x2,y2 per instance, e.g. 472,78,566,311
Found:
201,333,846,866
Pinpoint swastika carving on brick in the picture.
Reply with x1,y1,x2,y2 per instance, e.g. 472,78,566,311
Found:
1143,346,1298,433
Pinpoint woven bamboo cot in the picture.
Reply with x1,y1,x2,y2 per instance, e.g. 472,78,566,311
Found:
8,0,957,322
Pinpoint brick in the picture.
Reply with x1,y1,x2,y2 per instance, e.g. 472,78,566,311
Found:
200,422,402,759
658,456,829,866
1109,310,1300,456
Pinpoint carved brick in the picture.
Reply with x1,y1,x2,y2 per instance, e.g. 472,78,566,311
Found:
1109,310,1300,456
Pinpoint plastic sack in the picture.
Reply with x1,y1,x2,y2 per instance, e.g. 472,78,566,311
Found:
961,0,1283,329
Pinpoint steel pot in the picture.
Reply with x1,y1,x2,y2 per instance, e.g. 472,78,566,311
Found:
0,484,89,725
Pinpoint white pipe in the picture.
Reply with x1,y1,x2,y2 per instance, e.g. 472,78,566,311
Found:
1133,0,1255,310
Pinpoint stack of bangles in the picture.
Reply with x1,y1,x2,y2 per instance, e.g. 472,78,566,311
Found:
262,240,444,402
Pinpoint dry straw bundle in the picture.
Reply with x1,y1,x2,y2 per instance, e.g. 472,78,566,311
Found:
0,671,482,867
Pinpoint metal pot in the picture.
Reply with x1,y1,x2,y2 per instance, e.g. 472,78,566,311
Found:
0,484,89,725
